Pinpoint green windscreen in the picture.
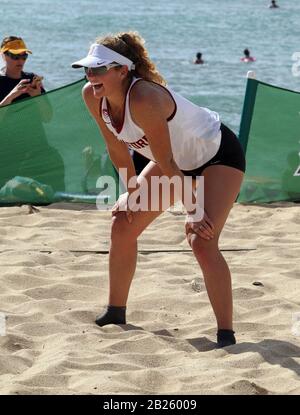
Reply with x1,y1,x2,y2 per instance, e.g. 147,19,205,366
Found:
238,79,300,203
0,79,119,206
2,77,299,207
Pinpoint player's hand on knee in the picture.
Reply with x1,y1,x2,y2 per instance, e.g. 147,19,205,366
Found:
185,210,214,240
112,192,133,224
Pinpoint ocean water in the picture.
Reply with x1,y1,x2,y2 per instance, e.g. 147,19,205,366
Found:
1,0,300,132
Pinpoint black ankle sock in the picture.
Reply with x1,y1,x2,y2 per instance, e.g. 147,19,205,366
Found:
95,305,126,327
217,329,236,348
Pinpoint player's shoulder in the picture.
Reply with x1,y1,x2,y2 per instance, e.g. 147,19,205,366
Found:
130,78,165,108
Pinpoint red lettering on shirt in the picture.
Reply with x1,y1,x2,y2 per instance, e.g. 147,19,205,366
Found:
121,136,149,150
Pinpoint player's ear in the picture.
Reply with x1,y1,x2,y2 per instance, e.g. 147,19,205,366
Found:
119,65,129,78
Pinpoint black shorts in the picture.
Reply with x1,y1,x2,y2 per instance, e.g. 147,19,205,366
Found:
181,123,246,178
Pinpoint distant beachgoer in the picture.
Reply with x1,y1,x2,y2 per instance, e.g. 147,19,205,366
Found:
0,36,65,211
194,52,204,65
72,31,246,348
269,0,279,8
240,48,256,63
0,36,45,107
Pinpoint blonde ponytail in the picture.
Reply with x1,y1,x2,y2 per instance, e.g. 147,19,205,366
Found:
96,31,166,86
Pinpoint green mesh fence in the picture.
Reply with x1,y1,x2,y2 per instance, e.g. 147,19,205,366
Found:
0,79,119,206
2,77,299,207
238,78,300,203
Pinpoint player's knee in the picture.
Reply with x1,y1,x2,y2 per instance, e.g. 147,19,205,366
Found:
111,213,138,244
187,231,218,254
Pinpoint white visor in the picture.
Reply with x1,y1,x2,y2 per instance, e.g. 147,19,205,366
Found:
72,44,135,70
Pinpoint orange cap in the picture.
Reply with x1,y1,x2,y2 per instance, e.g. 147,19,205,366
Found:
1,39,32,54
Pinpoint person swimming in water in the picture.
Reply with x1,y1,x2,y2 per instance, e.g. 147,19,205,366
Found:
269,0,279,8
194,52,204,65
240,48,256,63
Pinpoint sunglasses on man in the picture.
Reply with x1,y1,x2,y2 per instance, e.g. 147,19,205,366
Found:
5,51,28,60
84,63,121,76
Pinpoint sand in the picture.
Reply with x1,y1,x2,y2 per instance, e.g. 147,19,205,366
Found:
0,202,300,395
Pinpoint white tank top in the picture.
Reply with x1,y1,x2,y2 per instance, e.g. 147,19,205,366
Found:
100,78,221,170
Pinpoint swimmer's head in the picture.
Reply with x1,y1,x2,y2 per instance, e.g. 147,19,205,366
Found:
244,48,250,57
196,52,202,59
